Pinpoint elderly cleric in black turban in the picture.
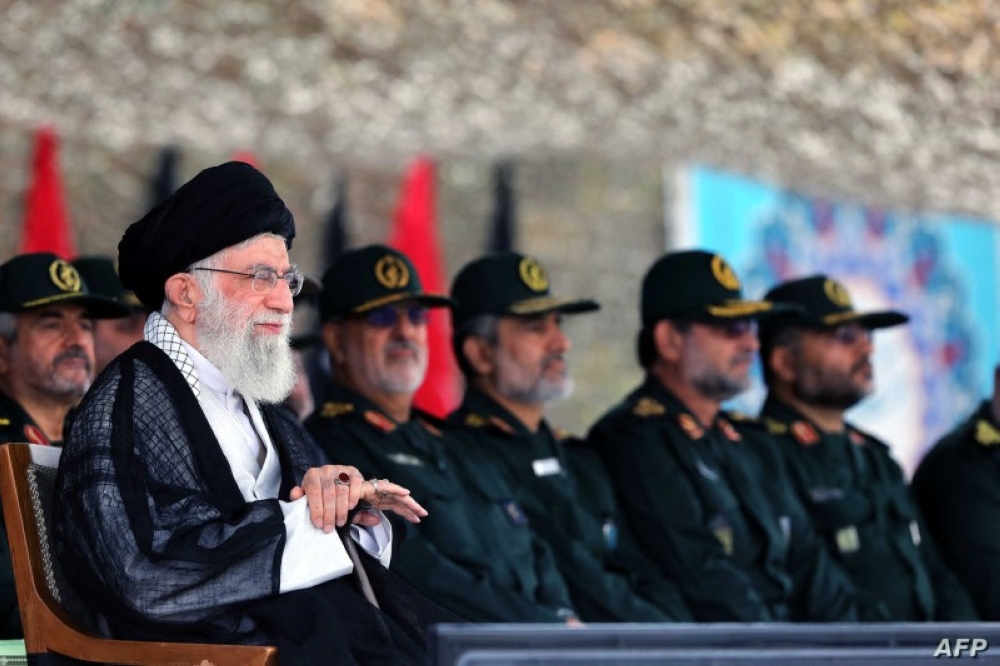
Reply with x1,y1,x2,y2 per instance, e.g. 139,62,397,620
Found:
118,161,296,310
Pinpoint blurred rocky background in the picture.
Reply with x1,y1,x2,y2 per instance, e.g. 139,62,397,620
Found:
1,0,997,430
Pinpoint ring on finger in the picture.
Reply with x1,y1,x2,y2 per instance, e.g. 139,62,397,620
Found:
333,471,351,486
369,478,379,495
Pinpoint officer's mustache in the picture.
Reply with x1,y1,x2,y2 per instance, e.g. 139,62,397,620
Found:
54,347,91,371
385,340,421,359
541,353,566,372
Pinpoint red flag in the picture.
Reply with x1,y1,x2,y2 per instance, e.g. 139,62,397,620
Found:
388,157,460,417
20,127,75,258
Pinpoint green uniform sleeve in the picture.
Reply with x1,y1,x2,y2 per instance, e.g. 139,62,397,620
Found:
590,416,772,622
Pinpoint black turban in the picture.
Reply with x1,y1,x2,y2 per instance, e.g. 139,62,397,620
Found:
118,161,296,310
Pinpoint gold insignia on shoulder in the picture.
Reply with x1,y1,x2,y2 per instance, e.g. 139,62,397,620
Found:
518,256,548,292
763,418,788,435
364,410,397,433
374,255,410,289
718,418,742,443
823,279,853,308
49,259,82,293
0,418,9,426
489,416,515,434
320,402,354,418
633,397,665,417
710,255,740,290
678,413,704,440
713,526,734,556
975,420,1000,446
835,525,860,553
727,411,750,422
792,421,819,446
553,428,574,441
464,413,488,428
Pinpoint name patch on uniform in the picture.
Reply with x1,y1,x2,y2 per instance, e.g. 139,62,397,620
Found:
909,520,922,547
809,487,844,502
835,525,860,553
500,500,528,526
532,457,562,477
695,459,719,481
386,452,424,467
778,515,791,543
713,526,734,556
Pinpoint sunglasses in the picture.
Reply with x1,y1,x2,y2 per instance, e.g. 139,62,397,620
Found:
364,305,429,328
709,319,757,339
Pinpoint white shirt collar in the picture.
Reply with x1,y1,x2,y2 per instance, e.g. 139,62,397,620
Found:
144,311,201,398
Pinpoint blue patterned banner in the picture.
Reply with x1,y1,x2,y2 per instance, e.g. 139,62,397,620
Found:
681,166,1000,476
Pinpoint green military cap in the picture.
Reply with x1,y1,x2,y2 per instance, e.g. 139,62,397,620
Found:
319,244,454,321
73,255,146,313
0,253,131,318
641,249,780,326
761,274,909,334
451,252,599,329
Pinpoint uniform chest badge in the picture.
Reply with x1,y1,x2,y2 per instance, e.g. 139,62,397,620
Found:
909,520,922,547
500,500,529,526
792,421,819,446
975,420,1000,446
678,413,704,440
364,410,397,433
532,457,562,477
386,452,425,467
717,419,742,442
23,424,49,446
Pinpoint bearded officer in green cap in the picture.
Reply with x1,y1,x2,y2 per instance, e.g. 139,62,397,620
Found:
757,274,976,621
305,244,579,623
587,249,863,622
73,255,149,375
447,251,692,622
913,364,1000,619
0,251,128,638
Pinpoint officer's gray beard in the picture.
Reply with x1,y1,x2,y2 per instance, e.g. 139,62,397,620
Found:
37,347,92,399
684,353,752,402
792,358,871,410
195,286,296,403
494,349,574,405
347,340,427,396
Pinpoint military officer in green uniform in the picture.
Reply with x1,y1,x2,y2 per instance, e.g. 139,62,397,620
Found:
73,255,149,375
0,252,128,637
587,250,862,622
304,245,578,623
447,251,692,622
756,275,976,621
912,363,1000,619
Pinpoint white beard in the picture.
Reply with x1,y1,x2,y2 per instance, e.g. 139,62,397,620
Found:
195,290,296,403
494,350,574,405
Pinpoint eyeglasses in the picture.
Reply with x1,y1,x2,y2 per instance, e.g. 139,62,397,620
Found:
829,324,871,346
709,319,757,339
364,305,429,328
192,265,304,296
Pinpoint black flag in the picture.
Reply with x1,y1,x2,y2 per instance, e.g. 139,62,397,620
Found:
488,161,516,252
322,174,350,271
147,146,180,210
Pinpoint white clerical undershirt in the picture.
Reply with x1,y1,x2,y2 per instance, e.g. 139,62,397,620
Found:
144,312,391,593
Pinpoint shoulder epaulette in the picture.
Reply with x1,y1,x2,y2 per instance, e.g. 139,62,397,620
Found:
553,427,578,441
725,411,756,424
464,413,489,428
319,401,355,418
364,410,397,433
633,397,665,417
975,419,1000,446
0,417,9,427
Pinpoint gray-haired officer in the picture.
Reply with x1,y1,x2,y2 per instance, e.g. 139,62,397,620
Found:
587,250,862,622
0,251,127,638
305,245,579,623
448,251,692,622
757,275,976,621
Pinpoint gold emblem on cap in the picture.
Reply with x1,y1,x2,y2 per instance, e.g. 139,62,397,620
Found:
519,257,548,293
49,260,82,294
823,279,853,308
710,255,740,290
374,255,410,289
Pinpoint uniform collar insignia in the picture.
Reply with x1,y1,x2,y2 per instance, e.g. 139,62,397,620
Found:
717,418,742,442
464,413,489,427
23,424,49,446
489,415,515,435
633,397,666,417
320,401,355,418
975,419,1000,446
792,421,819,446
847,428,866,446
417,417,442,437
678,413,704,440
364,410,397,433
764,418,788,435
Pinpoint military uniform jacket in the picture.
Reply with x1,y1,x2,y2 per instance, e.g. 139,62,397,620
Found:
912,401,1000,619
586,376,861,622
0,389,65,638
448,388,692,622
760,396,976,621
305,382,575,623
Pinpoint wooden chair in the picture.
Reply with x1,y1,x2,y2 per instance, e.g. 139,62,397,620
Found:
0,443,277,665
